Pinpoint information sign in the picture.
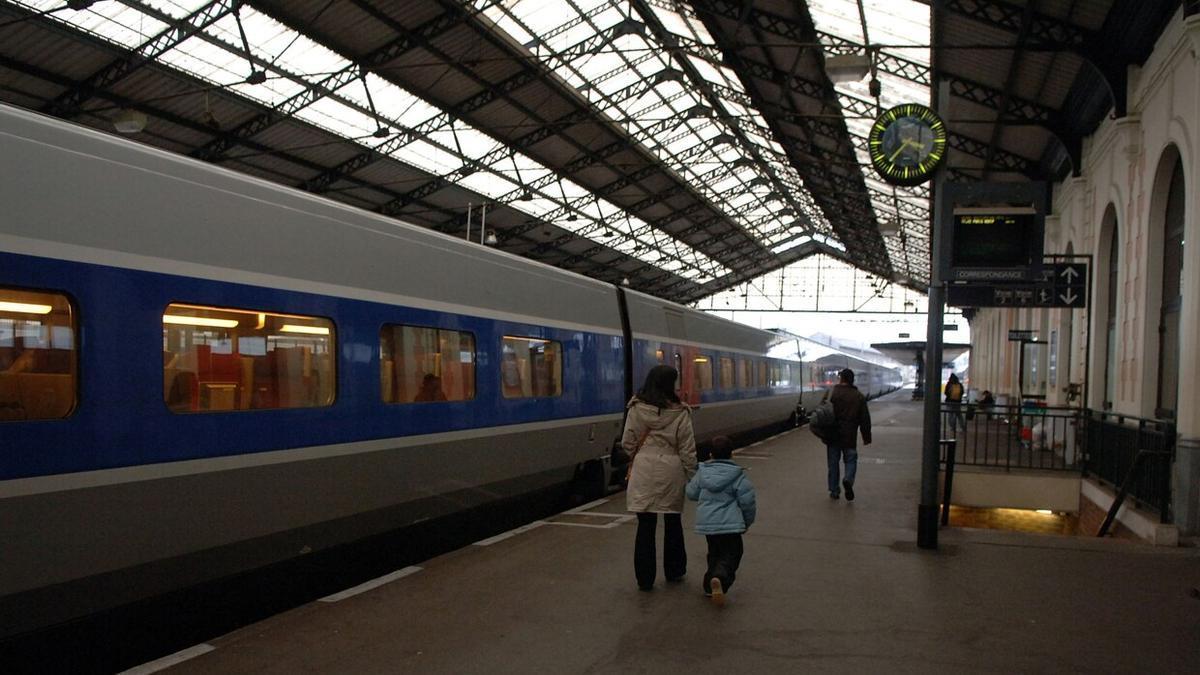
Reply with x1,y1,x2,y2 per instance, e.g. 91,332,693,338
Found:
947,261,1088,308
1008,330,1036,341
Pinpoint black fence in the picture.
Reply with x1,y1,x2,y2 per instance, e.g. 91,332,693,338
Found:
940,403,1081,471
1082,411,1176,523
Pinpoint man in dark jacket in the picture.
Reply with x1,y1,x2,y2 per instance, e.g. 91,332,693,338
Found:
825,368,872,501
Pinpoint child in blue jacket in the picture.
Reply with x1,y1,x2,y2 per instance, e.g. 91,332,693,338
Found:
685,435,757,606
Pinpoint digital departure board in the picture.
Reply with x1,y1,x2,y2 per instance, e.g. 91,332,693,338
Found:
947,208,1043,281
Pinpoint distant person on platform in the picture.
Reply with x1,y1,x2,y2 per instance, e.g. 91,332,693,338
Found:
622,365,697,591
686,435,756,607
977,389,996,420
824,368,872,501
944,373,965,432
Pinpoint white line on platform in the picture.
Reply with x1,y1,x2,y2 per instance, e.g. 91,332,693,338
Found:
319,566,423,602
472,521,547,546
546,515,635,529
118,644,214,674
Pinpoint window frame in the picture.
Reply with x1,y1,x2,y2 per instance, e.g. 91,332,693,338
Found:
500,334,564,399
162,302,336,414
0,286,79,421
380,322,477,405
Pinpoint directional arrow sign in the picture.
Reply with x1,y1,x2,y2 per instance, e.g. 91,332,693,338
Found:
1060,289,1079,305
1060,264,1082,283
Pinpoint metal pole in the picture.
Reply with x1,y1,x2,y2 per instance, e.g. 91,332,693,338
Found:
918,5,948,549
465,202,472,242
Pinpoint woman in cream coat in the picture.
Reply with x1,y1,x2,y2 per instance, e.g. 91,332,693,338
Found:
622,365,697,590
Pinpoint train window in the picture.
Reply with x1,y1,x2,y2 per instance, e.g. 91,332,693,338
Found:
770,363,783,387
381,325,475,404
162,303,335,413
655,349,665,363
0,288,77,421
757,361,768,388
737,359,750,388
718,357,734,390
501,336,562,398
692,355,713,391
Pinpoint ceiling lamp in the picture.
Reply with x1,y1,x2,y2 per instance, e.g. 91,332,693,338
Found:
824,53,871,84
878,220,901,237
484,230,499,246
112,108,146,134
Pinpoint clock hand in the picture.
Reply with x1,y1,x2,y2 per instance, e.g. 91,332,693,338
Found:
887,138,916,163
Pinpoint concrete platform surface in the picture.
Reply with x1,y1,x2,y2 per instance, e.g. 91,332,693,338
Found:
142,392,1199,674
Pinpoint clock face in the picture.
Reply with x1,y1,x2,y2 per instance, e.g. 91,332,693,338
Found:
868,103,947,186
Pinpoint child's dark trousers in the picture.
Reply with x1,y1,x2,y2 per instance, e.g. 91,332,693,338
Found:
703,533,744,593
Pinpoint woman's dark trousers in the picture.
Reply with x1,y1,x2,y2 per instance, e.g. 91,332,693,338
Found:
703,533,744,593
634,512,685,588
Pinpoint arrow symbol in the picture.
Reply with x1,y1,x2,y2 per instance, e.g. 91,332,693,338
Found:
1060,289,1078,304
1060,265,1080,282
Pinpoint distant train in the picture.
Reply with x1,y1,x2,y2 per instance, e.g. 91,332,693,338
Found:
0,104,899,637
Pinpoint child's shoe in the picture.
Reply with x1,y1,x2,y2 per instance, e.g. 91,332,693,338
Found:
710,578,725,607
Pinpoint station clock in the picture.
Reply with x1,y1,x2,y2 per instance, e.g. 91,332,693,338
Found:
868,103,948,186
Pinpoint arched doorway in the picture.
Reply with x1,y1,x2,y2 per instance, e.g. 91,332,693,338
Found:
1154,154,1185,419
1095,205,1120,410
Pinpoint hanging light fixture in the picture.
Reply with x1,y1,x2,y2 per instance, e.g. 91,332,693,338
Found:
824,53,871,84
484,230,498,246
112,108,146,134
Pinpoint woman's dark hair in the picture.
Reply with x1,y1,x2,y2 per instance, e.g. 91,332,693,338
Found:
636,365,681,409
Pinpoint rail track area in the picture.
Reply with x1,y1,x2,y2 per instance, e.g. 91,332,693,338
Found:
9,391,1200,673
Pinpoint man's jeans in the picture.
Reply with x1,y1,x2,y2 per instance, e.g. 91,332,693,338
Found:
946,401,966,432
827,445,858,495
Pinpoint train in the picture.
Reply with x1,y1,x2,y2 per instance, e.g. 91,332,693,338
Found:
0,103,900,638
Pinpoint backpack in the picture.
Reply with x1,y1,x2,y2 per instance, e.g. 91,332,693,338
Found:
946,382,963,402
809,392,836,440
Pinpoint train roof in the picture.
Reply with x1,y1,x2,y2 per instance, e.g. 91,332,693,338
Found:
2,103,798,351
1,104,621,334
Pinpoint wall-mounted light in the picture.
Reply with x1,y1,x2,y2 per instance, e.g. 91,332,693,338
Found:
163,314,238,328
280,324,330,335
824,53,871,84
112,108,146,134
484,230,498,246
0,301,53,314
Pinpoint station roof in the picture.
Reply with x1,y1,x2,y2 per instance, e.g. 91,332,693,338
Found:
0,1,1183,304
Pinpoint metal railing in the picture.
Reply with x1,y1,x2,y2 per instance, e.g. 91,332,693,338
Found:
1082,411,1176,523
940,403,1081,471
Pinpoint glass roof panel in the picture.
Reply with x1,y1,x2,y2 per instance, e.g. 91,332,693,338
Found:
20,0,941,294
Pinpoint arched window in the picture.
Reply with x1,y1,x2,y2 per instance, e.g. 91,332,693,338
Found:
1101,209,1119,410
1156,159,1185,418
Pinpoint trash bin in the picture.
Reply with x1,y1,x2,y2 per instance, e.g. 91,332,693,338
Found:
1019,400,1046,445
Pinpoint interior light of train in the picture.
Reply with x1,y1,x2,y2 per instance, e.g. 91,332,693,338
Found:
279,324,330,335
506,336,550,344
162,314,239,328
693,357,709,363
0,301,53,314
1035,509,1053,515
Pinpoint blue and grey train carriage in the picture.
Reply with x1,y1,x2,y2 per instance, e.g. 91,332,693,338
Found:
0,104,898,637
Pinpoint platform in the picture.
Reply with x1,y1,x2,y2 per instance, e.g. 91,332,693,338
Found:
132,393,1198,674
